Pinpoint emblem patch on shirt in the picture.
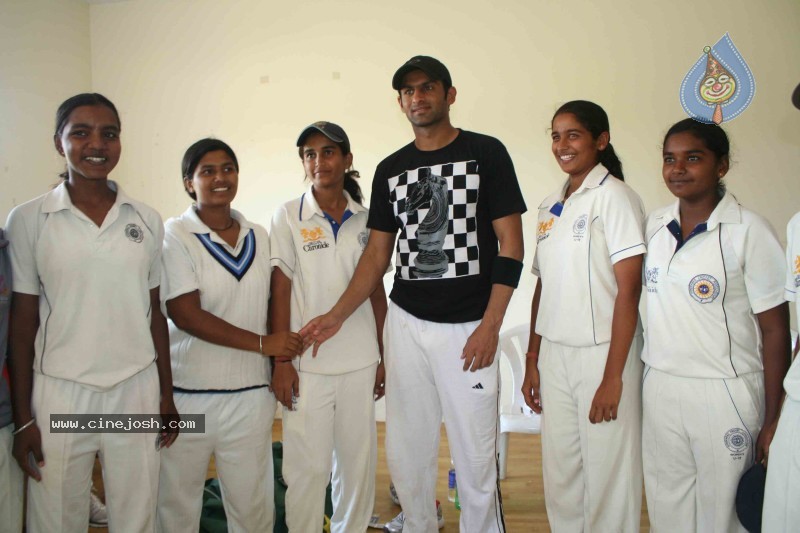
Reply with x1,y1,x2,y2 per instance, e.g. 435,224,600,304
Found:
688,274,720,303
645,267,659,293
125,223,144,243
301,226,329,252
572,214,588,241
723,427,750,459
794,256,800,288
537,218,554,243
357,230,369,251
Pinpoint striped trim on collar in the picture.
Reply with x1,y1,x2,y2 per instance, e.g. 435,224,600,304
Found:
195,228,256,281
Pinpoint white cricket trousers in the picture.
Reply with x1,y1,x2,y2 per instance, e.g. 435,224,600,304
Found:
157,387,276,533
761,398,800,533
385,303,504,533
643,367,763,533
538,336,643,533
282,363,377,533
28,363,160,533
0,424,23,533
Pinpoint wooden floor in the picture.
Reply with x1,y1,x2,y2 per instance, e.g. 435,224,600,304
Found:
89,420,650,532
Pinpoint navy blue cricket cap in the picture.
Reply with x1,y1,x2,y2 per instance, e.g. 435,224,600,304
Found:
296,121,350,154
735,462,766,532
391,56,452,90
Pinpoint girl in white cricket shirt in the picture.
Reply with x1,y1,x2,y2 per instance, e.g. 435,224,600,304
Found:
270,122,387,533
642,119,790,532
523,100,646,532
5,93,178,532
157,138,303,532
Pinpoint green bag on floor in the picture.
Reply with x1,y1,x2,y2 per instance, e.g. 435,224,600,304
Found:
200,442,333,533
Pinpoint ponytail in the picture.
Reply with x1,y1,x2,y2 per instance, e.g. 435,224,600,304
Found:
598,143,624,181
343,170,363,204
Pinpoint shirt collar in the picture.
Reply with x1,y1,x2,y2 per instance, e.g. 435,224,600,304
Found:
299,184,366,222
181,205,253,235
41,180,133,214
658,190,742,231
537,163,610,210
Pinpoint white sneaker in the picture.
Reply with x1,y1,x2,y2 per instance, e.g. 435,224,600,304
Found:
382,500,444,532
89,490,108,528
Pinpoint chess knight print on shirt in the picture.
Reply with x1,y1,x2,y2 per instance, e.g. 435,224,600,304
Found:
389,161,480,279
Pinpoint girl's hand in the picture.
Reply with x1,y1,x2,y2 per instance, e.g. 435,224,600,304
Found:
521,357,542,414
589,376,623,424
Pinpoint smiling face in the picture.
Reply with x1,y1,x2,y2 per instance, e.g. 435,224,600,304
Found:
397,70,456,129
301,132,352,191
662,131,728,203
700,73,736,104
551,112,608,181
184,150,239,208
54,104,121,182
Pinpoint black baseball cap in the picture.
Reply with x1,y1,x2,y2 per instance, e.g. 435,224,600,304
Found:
392,56,452,90
296,121,350,154
792,82,800,110
735,462,766,532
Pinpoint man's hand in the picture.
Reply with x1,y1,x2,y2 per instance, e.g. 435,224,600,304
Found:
299,313,344,357
461,321,500,372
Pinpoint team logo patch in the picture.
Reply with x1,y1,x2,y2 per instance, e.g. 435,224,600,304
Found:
537,218,554,243
572,215,588,235
125,223,144,243
301,226,329,252
689,274,720,303
357,230,369,251
724,427,750,457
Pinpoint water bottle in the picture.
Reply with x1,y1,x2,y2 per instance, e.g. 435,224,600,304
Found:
447,468,456,502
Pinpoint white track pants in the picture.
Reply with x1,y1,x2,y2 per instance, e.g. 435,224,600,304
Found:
157,387,276,533
28,364,160,533
643,367,763,533
0,424,23,533
282,363,377,533
538,336,643,533
762,398,800,533
385,303,504,533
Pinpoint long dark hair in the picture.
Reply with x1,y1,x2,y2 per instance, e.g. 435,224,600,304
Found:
181,138,239,200
553,100,624,181
54,93,121,179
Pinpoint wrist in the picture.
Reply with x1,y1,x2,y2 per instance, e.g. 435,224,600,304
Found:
275,357,293,364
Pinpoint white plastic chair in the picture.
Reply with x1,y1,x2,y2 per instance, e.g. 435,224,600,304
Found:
497,323,541,480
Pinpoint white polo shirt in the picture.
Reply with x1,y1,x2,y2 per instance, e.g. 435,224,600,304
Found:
270,187,380,375
642,192,785,378
783,212,800,400
532,164,646,347
161,207,271,390
5,181,162,390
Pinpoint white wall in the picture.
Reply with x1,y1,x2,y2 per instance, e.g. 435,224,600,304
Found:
2,0,799,418
0,0,92,217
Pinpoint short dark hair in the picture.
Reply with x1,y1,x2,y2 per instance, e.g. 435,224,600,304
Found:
55,93,120,137
553,100,625,181
181,138,239,200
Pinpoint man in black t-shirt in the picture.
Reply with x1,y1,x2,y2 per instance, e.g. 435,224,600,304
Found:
301,56,526,533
